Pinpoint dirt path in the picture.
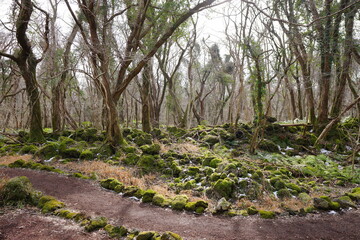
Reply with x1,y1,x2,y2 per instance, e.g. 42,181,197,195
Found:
1,167,359,240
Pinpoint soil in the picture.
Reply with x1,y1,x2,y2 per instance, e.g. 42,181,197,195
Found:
1,167,360,240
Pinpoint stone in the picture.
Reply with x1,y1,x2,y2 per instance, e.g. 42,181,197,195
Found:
215,197,231,212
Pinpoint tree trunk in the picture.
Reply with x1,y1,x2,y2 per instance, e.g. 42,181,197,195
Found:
141,63,152,133
330,4,356,117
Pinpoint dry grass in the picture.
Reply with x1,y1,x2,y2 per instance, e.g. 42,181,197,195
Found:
63,161,173,195
236,194,310,212
0,155,32,165
170,142,201,155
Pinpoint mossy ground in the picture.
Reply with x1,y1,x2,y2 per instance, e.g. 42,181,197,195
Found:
1,120,359,217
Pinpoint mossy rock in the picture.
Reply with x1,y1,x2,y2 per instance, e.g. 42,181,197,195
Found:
8,159,26,168
19,145,38,154
213,178,234,199
80,149,94,160
38,195,57,208
42,199,65,213
73,172,89,179
36,143,58,158
247,206,258,215
277,189,292,199
160,231,183,240
0,176,34,206
259,139,280,153
187,166,200,176
54,209,70,218
140,144,161,155
152,194,167,207
167,126,187,138
138,154,157,173
171,195,188,211
122,146,137,154
134,133,153,146
314,197,332,210
185,200,208,213
61,148,81,158
346,187,360,201
333,196,357,209
100,178,117,189
85,217,108,232
137,231,156,240
209,158,222,168
201,135,220,146
286,183,302,193
298,193,312,203
123,186,143,198
270,178,286,191
215,197,231,212
122,153,140,165
259,210,276,219
142,189,157,203
104,224,128,238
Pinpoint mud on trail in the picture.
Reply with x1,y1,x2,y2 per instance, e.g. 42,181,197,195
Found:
1,167,359,240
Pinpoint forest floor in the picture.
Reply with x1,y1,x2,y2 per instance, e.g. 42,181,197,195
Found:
1,167,360,240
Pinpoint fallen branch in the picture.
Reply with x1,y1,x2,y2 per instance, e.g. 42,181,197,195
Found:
315,96,360,146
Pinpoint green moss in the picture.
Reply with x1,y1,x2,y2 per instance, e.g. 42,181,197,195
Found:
298,193,312,203
41,199,65,213
138,154,157,173
137,231,156,240
247,206,258,215
80,149,94,160
19,145,38,154
213,178,234,199
8,159,26,168
85,217,108,232
104,224,128,238
140,144,161,155
286,183,302,193
54,209,70,217
152,194,167,207
0,176,34,206
277,189,292,199
73,172,89,179
209,158,222,168
122,153,140,165
123,186,143,198
36,143,58,158
259,210,276,219
38,195,56,208
187,166,200,176
160,231,183,240
202,135,219,146
122,146,137,153
142,189,157,203
100,178,116,189
259,139,280,153
61,148,81,158
65,212,78,219
171,195,188,211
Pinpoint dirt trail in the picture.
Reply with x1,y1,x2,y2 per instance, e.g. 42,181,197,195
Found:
1,167,359,240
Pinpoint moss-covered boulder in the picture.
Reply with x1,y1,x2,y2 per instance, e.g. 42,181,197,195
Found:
104,224,128,238
8,159,26,168
213,178,234,199
333,196,357,209
19,145,38,154
313,196,341,211
298,193,312,204
202,135,219,146
80,149,94,160
152,194,168,207
36,143,58,158
215,197,231,212
41,199,65,213
160,231,183,240
247,206,258,215
259,210,276,219
142,189,157,203
346,187,360,201
140,144,161,155
123,186,143,198
61,148,81,158
277,189,292,199
259,139,279,153
85,217,108,232
0,176,35,206
185,200,208,213
171,195,188,211
138,154,157,173
137,231,156,240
